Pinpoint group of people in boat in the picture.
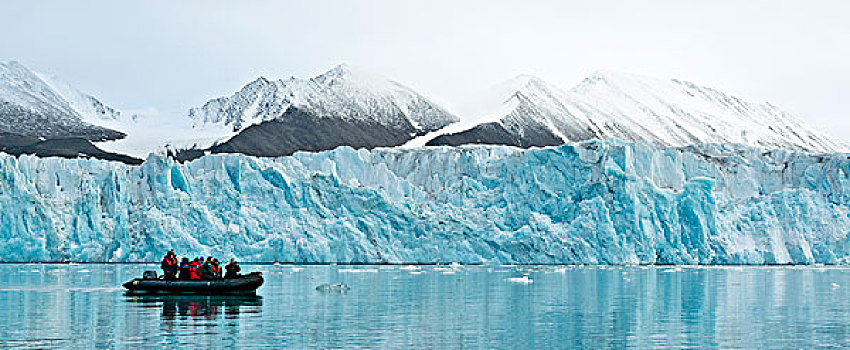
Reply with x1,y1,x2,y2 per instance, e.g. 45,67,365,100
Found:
160,249,241,280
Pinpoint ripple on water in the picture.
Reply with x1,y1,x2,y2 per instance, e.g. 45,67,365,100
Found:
0,264,847,349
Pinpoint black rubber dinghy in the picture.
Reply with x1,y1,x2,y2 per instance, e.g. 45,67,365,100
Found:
123,272,264,295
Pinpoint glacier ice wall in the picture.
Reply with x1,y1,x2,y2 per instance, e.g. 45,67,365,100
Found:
0,140,849,264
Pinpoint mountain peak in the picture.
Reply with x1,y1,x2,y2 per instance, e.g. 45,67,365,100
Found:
502,74,551,92
573,69,663,92
510,74,544,83
487,74,562,100
313,63,396,90
319,63,353,78
331,62,353,72
245,76,272,88
317,63,373,80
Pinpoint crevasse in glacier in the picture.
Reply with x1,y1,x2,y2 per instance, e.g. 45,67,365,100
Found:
0,139,848,264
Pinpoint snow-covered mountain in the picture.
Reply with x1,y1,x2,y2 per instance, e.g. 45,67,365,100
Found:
36,71,122,124
0,61,125,142
2,61,846,161
427,71,848,153
182,64,459,157
0,61,146,163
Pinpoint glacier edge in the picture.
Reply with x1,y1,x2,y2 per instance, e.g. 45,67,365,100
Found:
0,140,849,264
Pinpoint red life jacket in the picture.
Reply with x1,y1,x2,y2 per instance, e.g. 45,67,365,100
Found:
188,261,200,280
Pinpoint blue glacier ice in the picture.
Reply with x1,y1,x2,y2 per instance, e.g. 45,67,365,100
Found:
0,140,849,264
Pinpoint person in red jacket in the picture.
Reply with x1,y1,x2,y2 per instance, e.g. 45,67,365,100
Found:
188,258,201,280
212,259,222,278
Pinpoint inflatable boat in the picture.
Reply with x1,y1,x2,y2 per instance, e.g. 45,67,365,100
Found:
123,271,264,295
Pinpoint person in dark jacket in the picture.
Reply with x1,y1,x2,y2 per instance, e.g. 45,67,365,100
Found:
201,256,216,280
224,259,241,279
178,257,191,280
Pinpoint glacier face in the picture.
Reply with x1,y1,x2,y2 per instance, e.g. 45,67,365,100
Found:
0,140,849,264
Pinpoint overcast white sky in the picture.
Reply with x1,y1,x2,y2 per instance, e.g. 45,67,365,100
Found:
2,1,849,139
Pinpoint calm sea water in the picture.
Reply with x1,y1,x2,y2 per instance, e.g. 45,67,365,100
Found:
0,264,848,349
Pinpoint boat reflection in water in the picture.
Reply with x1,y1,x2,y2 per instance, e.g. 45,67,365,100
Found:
125,294,263,325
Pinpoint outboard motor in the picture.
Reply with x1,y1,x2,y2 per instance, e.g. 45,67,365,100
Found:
142,270,158,280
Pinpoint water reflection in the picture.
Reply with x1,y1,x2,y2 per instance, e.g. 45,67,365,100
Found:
125,294,262,324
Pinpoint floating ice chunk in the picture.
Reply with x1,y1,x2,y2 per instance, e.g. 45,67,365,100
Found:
316,282,350,293
399,265,421,271
338,268,378,273
506,276,533,284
